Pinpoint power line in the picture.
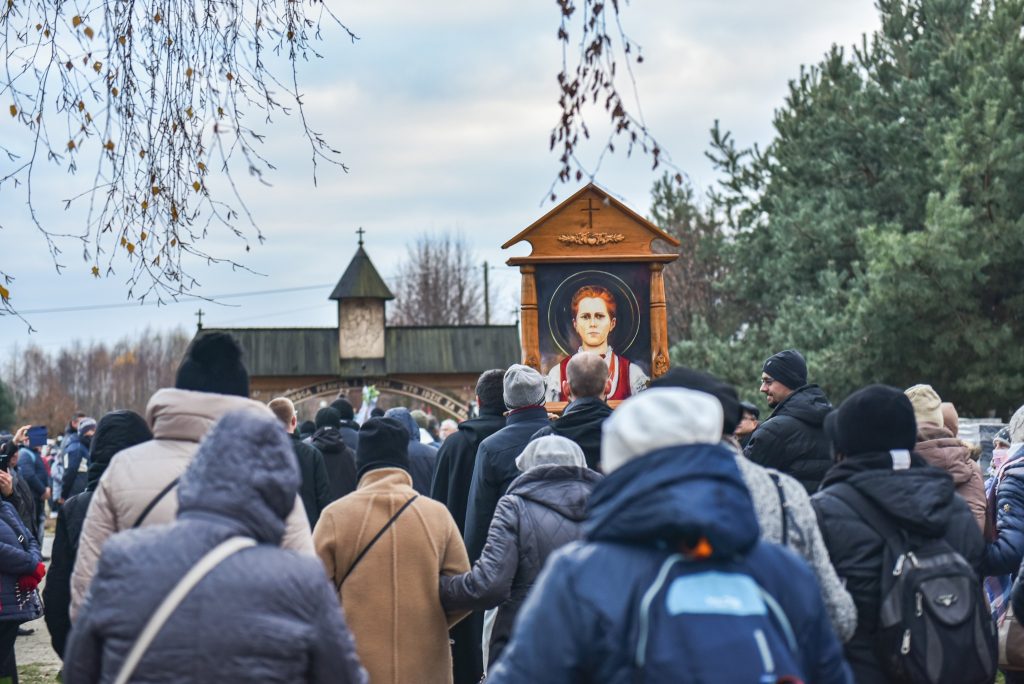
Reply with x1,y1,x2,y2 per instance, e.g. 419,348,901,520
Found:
14,283,336,315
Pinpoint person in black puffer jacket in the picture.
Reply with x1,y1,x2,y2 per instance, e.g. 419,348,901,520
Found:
812,385,985,684
745,349,833,493
44,409,153,660
64,411,367,684
441,435,601,669
311,407,359,503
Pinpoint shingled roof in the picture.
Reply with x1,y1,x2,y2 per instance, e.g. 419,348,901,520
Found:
328,246,395,301
196,325,520,377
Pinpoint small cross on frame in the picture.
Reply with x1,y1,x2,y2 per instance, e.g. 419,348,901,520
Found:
356,226,366,246
580,197,601,229
195,308,205,330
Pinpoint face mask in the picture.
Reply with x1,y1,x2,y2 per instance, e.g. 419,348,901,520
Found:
992,447,1010,474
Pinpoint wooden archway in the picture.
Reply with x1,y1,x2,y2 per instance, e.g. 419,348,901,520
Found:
282,377,470,421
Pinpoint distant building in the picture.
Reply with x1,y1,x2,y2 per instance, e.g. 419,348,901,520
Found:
193,240,519,420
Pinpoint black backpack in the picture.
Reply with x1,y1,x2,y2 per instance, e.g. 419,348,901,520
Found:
831,484,996,684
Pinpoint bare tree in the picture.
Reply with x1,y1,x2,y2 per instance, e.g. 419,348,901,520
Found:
0,0,674,324
389,233,484,327
3,327,190,431
0,0,354,324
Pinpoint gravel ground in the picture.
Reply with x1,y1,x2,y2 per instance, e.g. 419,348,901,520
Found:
16,525,63,682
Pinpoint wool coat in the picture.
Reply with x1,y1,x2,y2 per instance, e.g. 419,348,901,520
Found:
313,468,470,684
70,388,314,620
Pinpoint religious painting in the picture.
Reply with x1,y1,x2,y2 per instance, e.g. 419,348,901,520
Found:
535,262,652,402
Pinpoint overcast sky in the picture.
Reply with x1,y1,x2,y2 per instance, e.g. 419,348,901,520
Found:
0,0,881,356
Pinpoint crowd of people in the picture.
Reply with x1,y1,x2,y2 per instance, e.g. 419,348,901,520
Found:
0,332,1021,683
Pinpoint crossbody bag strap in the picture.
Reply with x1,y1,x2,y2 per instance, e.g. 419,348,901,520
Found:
133,477,180,529
112,536,256,684
768,471,789,545
339,495,418,589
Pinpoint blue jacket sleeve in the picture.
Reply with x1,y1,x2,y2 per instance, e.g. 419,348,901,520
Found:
487,551,589,683
983,470,1024,576
307,576,368,684
0,502,40,576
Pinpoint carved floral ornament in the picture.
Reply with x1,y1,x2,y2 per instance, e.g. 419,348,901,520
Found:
556,231,626,246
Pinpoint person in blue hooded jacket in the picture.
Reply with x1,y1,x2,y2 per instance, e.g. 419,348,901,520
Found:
487,388,851,684
64,411,366,684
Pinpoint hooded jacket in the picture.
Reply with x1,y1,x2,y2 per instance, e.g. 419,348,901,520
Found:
531,397,611,470
313,467,469,684
441,464,602,666
430,411,506,535
310,427,358,504
812,452,984,683
914,424,986,532
983,445,1024,577
464,406,550,562
744,384,833,493
45,410,152,658
70,388,315,620
384,408,438,495
488,446,851,684
64,412,366,684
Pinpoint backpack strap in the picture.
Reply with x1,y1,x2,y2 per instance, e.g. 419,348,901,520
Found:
133,477,180,529
767,472,788,545
112,536,256,684
827,482,905,552
338,495,418,589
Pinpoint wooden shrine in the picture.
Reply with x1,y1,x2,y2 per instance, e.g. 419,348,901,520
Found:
503,183,680,411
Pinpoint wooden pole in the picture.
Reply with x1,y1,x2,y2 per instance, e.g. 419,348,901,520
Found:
649,262,670,378
519,265,541,371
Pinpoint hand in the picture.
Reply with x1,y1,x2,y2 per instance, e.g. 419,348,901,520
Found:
12,425,30,446
42,488,50,502
0,471,11,498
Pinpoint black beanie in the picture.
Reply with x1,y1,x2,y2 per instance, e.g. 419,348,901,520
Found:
356,417,411,479
175,333,249,397
298,420,316,438
649,367,743,435
87,410,152,491
762,349,807,390
315,407,341,430
330,398,355,421
828,384,917,457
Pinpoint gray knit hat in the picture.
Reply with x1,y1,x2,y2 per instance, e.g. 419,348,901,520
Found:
77,417,97,436
503,364,546,410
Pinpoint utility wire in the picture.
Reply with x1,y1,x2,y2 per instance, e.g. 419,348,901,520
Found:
14,283,336,315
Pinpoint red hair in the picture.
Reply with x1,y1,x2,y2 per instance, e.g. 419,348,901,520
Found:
571,285,616,319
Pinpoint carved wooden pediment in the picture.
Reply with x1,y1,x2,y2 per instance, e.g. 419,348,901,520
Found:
502,183,679,265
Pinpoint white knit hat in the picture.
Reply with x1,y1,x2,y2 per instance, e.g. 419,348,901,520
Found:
600,388,723,474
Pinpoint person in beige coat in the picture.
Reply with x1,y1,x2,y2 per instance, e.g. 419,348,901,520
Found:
906,384,987,531
314,417,470,684
71,333,314,620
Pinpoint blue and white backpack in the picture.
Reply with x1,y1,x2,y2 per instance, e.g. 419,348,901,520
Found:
634,554,805,684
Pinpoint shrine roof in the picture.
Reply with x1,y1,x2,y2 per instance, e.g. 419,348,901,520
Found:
194,325,519,377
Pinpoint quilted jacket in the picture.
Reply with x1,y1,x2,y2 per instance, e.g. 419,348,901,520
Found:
440,464,602,666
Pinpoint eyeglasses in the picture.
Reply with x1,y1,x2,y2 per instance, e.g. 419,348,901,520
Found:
760,376,775,387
